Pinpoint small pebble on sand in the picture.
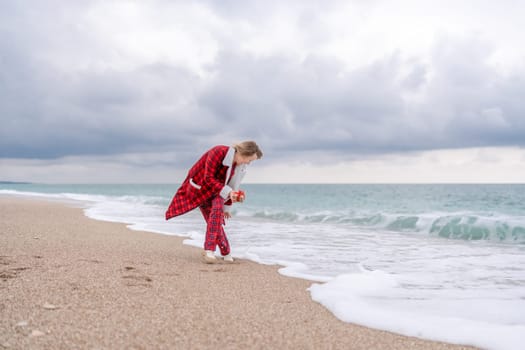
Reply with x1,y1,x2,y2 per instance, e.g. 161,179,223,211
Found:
43,302,58,310
30,330,45,337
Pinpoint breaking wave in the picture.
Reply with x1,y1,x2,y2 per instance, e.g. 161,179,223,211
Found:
242,209,525,243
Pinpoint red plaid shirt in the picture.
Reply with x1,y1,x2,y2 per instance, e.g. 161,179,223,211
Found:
165,145,235,220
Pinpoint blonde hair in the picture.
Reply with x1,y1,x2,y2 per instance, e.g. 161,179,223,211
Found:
234,141,263,159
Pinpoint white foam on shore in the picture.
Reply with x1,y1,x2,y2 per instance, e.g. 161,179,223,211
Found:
309,271,525,350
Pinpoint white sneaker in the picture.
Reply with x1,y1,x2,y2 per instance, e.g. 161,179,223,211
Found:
223,254,234,263
203,250,217,264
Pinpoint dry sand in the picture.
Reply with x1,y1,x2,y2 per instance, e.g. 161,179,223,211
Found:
0,197,478,350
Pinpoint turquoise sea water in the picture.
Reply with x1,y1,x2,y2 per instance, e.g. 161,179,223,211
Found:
2,183,525,350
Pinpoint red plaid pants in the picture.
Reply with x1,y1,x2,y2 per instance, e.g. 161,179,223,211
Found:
200,196,230,256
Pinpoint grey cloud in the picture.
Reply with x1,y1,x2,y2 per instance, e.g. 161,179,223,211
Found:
199,42,525,164
0,33,210,159
421,38,525,148
199,52,417,159
1,61,195,157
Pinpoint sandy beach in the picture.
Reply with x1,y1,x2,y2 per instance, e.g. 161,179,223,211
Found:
0,197,478,350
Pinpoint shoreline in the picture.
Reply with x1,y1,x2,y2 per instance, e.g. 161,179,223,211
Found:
0,196,478,349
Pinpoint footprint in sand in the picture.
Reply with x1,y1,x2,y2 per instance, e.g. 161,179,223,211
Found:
0,266,30,281
121,266,153,287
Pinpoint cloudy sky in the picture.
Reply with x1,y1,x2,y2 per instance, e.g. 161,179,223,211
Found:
1,0,524,183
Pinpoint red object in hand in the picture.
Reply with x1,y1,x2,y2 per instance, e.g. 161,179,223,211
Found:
233,190,245,202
